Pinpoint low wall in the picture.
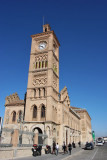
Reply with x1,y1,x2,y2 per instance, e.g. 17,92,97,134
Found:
0,148,13,159
0,147,45,159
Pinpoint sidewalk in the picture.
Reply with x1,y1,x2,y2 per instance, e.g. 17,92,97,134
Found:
14,146,83,160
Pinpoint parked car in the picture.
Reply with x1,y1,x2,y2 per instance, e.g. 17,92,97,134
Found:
97,141,103,146
96,137,104,146
85,142,94,150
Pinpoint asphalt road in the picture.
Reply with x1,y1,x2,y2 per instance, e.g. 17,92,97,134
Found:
65,143,107,160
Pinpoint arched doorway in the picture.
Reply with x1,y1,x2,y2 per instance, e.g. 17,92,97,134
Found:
33,127,43,145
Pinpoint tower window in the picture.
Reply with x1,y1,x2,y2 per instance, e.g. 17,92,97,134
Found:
39,62,41,68
41,105,45,118
45,28,47,32
36,62,38,69
34,89,36,97
45,61,48,68
12,111,16,122
42,61,44,68
39,88,41,98
19,110,22,122
43,88,45,97
33,106,37,118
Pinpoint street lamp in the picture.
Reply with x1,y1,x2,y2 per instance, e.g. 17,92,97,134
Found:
17,112,25,146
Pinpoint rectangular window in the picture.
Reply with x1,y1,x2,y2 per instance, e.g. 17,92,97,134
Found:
39,62,40,68
36,62,38,69
45,61,48,68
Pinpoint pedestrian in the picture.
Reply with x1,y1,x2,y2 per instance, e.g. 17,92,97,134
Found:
52,141,56,154
78,141,81,147
62,142,66,154
68,143,72,155
72,141,76,148
56,143,59,156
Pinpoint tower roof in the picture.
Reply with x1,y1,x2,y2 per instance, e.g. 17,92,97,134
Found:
30,24,60,45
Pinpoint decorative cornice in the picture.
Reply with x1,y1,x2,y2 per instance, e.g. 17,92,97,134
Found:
5,100,25,107
72,108,91,120
69,108,80,119
31,31,52,38
26,95,59,103
30,51,59,62
30,51,48,55
24,121,60,125
29,68,59,79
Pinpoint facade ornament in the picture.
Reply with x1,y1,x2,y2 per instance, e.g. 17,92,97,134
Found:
5,92,20,105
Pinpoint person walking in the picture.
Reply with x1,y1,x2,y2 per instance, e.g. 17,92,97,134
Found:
78,141,81,147
63,142,66,154
68,143,72,155
72,141,76,148
52,141,56,154
56,143,59,156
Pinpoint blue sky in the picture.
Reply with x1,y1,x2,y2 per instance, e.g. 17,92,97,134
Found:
0,0,107,137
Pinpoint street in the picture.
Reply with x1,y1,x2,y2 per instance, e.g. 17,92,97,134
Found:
13,143,107,160
66,143,107,160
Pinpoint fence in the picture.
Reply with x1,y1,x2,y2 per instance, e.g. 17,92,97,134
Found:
0,127,48,147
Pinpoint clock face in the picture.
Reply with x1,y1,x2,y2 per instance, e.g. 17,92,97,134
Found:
38,41,47,50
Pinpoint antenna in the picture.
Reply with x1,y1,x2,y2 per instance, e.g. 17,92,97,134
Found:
43,16,44,25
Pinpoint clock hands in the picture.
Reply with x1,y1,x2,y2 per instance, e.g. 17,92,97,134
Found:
40,45,44,48
39,41,47,50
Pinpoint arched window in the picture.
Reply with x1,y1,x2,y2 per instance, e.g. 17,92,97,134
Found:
42,61,44,68
39,88,41,98
12,111,16,122
45,61,48,68
19,110,22,122
41,105,45,118
33,106,37,118
43,88,45,97
36,62,38,69
34,89,36,97
39,62,41,68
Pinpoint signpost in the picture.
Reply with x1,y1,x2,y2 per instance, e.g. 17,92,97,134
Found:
92,131,95,143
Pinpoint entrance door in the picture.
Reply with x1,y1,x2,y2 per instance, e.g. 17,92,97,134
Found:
33,127,43,145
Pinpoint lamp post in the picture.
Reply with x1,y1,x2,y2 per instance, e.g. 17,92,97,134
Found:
17,112,25,146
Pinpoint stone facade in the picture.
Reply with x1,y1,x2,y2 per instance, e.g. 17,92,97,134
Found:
71,107,92,144
2,24,92,147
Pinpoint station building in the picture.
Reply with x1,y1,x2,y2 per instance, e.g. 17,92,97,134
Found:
2,24,92,147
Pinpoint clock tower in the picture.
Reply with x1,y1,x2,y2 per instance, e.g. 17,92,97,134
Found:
24,24,60,141
2,23,92,150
